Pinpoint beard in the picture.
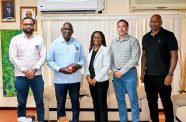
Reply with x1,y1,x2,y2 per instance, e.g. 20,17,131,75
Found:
23,28,34,34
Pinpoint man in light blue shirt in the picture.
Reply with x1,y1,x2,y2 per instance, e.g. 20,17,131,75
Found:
47,22,85,122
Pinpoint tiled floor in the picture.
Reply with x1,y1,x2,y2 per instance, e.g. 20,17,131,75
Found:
0,110,36,122
0,110,165,122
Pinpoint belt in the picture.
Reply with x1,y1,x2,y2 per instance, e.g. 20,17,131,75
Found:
117,67,136,70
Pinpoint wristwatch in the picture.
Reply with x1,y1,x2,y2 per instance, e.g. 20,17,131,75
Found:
34,68,38,72
78,64,82,69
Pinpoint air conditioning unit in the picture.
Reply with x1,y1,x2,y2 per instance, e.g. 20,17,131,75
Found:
38,0,105,14
131,0,186,10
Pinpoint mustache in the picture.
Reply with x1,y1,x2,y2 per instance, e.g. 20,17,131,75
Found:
23,28,33,34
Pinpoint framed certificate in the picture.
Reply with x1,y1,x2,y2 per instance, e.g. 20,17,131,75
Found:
1,0,15,22
20,6,37,31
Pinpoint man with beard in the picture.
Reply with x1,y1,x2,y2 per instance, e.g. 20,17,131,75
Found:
9,16,46,122
47,22,85,122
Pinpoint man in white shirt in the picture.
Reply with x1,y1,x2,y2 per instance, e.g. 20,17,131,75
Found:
9,16,46,122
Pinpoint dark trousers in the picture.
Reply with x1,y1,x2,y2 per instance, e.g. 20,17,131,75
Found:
144,75,174,122
89,80,109,122
15,75,44,121
55,82,80,122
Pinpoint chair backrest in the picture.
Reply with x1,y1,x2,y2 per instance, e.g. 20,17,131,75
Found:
80,72,115,96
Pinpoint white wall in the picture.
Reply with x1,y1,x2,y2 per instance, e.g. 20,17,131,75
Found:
0,0,130,30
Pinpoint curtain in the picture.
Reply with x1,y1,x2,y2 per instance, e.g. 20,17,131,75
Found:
179,13,186,93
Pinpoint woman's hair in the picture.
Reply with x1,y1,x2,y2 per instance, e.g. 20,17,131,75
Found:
89,31,106,52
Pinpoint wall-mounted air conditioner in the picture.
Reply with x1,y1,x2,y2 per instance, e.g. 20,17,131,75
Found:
131,0,186,10
38,0,105,14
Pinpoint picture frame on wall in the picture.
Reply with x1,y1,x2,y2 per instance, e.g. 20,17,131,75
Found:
20,6,37,31
1,0,15,22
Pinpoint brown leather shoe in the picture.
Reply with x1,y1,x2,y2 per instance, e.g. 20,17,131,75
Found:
58,116,69,122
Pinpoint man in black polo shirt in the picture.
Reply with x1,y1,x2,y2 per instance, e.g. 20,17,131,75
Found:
141,14,178,122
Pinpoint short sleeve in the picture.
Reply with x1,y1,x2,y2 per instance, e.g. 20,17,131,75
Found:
142,36,146,51
168,32,178,51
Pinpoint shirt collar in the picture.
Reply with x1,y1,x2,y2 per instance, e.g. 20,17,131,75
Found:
156,27,163,35
61,36,74,44
22,32,34,39
117,34,130,42
150,27,163,37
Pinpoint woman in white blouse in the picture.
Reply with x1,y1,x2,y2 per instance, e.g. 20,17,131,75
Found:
85,31,111,122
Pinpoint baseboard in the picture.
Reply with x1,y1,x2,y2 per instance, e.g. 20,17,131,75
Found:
49,108,142,112
44,121,149,122
0,107,36,110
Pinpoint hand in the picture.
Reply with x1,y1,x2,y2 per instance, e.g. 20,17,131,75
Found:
23,70,29,78
67,64,77,73
164,74,173,86
90,78,97,86
24,69,35,79
67,64,82,73
114,70,122,78
86,75,92,85
59,67,73,74
23,70,28,74
59,64,82,74
140,73,145,83
86,76,96,86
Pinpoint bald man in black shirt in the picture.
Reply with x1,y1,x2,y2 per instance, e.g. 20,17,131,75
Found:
141,14,178,122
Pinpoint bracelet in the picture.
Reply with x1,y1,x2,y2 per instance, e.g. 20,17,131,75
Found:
168,72,174,77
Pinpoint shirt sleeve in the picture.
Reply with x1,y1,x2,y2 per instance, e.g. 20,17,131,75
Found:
35,38,46,69
9,37,27,72
120,38,141,75
77,43,85,67
168,32,179,51
110,42,117,73
142,36,146,51
84,53,90,77
47,41,61,72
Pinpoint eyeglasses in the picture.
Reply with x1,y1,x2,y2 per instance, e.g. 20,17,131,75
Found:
23,23,34,27
93,37,102,39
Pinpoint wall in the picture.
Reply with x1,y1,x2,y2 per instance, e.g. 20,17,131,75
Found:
0,0,129,30
0,0,186,107
0,0,36,29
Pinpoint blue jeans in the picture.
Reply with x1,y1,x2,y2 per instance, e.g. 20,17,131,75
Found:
15,75,44,121
55,82,80,122
113,68,139,122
